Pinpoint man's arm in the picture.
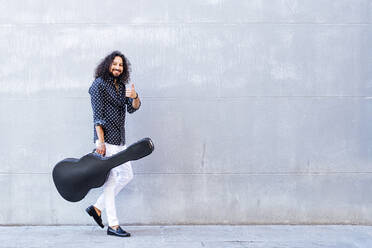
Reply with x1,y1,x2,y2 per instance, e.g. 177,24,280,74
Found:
132,94,140,109
126,84,141,113
89,79,106,155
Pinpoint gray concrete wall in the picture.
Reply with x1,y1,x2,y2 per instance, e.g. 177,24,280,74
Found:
0,0,371,225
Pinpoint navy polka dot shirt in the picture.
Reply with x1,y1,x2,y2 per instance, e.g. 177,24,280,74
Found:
89,76,140,145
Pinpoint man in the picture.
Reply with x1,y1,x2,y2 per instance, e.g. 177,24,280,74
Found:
86,51,141,237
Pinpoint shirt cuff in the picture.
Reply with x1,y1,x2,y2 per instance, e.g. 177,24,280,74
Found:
94,120,106,127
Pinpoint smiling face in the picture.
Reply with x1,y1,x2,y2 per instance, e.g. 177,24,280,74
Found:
109,56,124,78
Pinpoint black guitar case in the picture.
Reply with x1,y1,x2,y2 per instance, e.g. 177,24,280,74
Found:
52,137,154,202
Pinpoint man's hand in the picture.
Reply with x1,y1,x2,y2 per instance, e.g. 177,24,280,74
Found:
96,142,106,156
126,84,138,99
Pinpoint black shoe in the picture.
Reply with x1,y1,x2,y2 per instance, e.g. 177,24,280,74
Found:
85,205,104,228
107,226,131,237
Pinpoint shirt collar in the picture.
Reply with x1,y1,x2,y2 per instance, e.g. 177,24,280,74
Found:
106,76,124,86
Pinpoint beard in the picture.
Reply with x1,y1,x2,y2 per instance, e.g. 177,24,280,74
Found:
110,70,121,78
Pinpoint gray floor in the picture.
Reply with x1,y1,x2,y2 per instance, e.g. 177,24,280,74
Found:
0,225,371,248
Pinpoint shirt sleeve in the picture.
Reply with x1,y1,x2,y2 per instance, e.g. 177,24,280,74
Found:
89,79,106,127
126,97,141,114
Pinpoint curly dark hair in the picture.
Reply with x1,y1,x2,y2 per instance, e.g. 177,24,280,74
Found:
94,51,131,85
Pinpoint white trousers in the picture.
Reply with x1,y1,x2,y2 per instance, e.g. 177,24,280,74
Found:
93,141,134,227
